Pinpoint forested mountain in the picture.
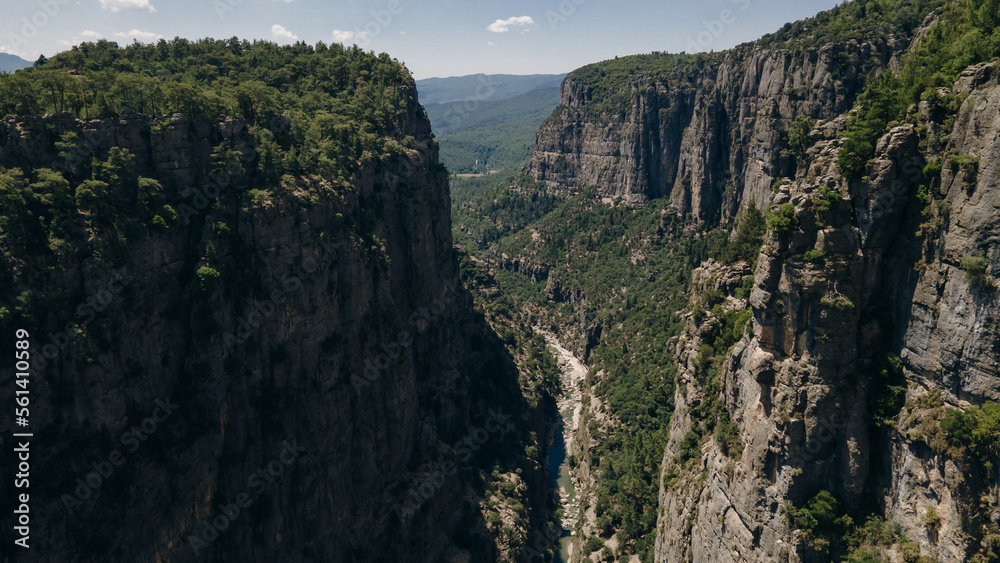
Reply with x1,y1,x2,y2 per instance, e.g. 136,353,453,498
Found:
0,39,557,563
415,73,565,104
451,0,1000,561
0,53,31,74
5,0,1000,561
426,87,561,173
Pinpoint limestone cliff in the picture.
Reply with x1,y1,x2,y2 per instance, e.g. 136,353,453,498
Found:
654,60,1000,563
0,71,542,561
512,5,1000,562
527,40,902,216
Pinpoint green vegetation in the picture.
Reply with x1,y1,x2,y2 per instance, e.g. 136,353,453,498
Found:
842,516,933,563
714,205,766,266
566,52,722,115
450,171,562,249
760,0,937,49
768,203,796,234
814,185,843,224
194,266,221,297
948,152,980,192
788,116,815,156
803,249,827,264
839,0,1000,178
785,490,850,554
961,255,992,288
940,401,1000,463
869,354,906,428
425,87,561,173
0,38,420,185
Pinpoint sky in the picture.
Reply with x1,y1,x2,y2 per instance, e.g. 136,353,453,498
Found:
1,0,847,79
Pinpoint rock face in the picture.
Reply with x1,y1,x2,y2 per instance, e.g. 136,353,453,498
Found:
527,40,901,216
0,76,537,561
520,11,1000,560
653,61,1000,563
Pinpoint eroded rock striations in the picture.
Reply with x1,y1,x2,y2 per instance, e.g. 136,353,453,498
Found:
0,70,541,561
519,14,1000,563
654,62,1000,563
528,40,901,215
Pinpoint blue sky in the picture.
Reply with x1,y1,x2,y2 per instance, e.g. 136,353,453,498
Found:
2,0,845,79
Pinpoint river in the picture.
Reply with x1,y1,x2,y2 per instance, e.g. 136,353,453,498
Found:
541,332,588,563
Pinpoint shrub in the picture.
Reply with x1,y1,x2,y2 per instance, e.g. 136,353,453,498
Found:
803,250,826,264
679,431,702,464
923,506,941,529
195,266,221,296
814,185,843,224
583,535,604,556
941,401,1000,462
961,255,991,288
948,153,979,191
717,205,766,265
772,178,793,192
785,490,848,553
768,203,796,234
788,116,815,156
151,215,168,232
820,295,854,310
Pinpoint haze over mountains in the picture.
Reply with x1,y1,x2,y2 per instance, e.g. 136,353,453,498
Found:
0,53,31,73
4,1,1000,562
415,73,565,104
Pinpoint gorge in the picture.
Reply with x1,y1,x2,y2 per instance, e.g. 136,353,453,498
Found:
3,0,1000,562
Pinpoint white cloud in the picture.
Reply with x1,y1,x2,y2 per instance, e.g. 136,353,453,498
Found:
114,29,164,41
99,0,156,13
271,24,298,42
332,29,368,44
486,16,533,33
58,30,105,47
0,45,27,57
488,41,495,47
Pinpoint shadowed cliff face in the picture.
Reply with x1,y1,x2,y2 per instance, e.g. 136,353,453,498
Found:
0,72,537,562
527,40,902,218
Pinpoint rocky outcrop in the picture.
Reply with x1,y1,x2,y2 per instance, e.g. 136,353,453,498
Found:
654,61,1000,563
0,73,539,561
527,40,903,217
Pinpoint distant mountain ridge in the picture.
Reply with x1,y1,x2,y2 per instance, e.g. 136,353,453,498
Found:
423,86,561,173
0,53,31,73
416,73,565,104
